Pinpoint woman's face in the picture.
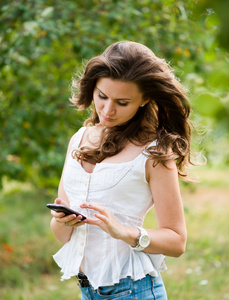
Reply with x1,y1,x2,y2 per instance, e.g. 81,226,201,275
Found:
93,77,146,127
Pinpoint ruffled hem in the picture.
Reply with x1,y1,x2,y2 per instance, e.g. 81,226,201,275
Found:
88,253,167,290
53,252,166,288
83,250,166,290
53,250,81,281
59,269,77,281
52,228,83,281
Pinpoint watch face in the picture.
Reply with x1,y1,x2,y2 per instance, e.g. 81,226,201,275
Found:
140,235,150,247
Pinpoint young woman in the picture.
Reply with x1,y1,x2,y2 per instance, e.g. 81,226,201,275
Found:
50,41,191,299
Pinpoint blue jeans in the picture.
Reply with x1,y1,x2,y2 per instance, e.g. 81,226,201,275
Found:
80,274,167,300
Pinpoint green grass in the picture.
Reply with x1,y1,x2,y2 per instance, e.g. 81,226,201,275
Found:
0,180,81,300
0,166,229,299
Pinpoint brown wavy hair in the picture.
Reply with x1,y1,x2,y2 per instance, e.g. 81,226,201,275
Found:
71,41,194,180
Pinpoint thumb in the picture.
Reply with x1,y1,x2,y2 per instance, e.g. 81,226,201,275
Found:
54,198,62,204
54,198,69,207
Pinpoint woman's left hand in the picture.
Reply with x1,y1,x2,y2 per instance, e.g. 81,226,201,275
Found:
80,202,126,240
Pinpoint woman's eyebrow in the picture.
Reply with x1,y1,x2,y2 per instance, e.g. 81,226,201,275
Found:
96,86,132,101
96,87,106,96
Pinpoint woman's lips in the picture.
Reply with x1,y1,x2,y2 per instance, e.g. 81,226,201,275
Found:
103,115,113,121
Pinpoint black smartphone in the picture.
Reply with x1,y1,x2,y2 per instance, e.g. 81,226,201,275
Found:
46,204,86,220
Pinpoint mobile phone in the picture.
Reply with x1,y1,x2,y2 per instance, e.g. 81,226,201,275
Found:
46,204,86,220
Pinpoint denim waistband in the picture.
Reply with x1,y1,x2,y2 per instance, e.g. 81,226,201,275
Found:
78,273,168,299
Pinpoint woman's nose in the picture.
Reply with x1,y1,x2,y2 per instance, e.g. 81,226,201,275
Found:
104,100,115,116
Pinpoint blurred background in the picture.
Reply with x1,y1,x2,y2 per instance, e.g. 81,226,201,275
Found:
0,0,228,299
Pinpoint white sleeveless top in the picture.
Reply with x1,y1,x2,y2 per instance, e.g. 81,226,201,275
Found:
53,127,166,289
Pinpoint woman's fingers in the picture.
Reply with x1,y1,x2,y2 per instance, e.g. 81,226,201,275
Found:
54,197,69,207
84,217,100,226
94,213,108,223
54,213,77,224
67,215,87,227
51,210,65,218
80,202,110,216
51,198,87,227
79,203,123,239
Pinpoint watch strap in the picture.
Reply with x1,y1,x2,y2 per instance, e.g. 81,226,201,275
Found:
130,226,150,252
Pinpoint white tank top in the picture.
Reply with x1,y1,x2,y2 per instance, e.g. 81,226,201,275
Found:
53,127,166,289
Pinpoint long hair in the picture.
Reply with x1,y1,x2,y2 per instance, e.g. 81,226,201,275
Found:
71,41,193,180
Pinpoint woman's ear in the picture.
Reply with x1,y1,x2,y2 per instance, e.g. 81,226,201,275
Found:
140,100,150,107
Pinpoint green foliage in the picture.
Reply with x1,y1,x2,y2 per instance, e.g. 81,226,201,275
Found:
0,0,229,188
195,0,229,50
0,0,87,188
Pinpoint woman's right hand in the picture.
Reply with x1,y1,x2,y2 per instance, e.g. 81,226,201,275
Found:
51,198,86,227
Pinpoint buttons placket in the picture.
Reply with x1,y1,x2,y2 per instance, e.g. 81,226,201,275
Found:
79,173,91,258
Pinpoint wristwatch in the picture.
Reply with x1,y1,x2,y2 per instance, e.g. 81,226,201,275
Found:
131,227,150,251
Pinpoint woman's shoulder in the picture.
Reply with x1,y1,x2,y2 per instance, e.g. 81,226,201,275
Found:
70,125,102,149
67,127,87,149
70,127,87,139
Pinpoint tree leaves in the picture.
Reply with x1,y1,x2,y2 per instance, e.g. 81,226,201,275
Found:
0,0,228,188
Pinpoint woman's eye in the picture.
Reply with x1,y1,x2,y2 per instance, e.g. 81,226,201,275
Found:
98,93,107,100
118,102,128,106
